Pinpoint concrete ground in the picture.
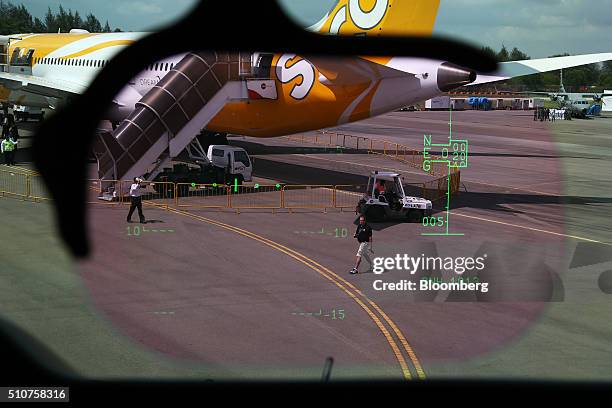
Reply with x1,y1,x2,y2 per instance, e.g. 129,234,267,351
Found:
2,110,612,382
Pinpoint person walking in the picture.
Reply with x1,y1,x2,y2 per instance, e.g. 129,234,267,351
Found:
126,177,149,224
349,215,374,275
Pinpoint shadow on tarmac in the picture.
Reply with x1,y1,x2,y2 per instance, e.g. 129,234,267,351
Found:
231,139,600,160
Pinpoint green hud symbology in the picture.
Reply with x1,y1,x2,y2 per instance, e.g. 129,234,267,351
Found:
421,108,469,237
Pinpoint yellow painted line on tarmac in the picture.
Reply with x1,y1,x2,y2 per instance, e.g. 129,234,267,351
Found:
165,206,424,380
453,211,612,245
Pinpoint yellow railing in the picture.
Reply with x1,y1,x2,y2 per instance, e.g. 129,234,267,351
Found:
0,168,50,201
3,176,461,212
333,185,367,209
282,185,335,210
86,179,122,206
175,183,230,209
421,169,461,203
229,184,283,210
0,168,29,199
284,130,449,177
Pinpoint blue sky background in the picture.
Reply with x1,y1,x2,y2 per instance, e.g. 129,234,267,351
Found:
14,0,612,58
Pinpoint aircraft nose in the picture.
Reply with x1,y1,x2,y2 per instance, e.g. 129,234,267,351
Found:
437,62,477,92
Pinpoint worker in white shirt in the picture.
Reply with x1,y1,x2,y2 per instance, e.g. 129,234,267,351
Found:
127,177,152,223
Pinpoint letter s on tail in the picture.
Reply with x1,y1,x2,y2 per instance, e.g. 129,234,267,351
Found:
309,0,441,37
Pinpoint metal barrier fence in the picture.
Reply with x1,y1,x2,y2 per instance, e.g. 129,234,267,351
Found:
86,179,122,206
28,174,52,201
3,176,460,211
333,185,367,209
176,183,230,209
117,180,175,210
0,168,52,201
282,185,334,210
284,130,449,177
229,185,283,210
422,169,461,204
0,168,29,199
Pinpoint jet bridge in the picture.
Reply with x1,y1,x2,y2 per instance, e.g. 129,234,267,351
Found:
93,51,276,186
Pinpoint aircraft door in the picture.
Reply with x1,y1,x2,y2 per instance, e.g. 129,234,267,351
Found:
253,53,274,79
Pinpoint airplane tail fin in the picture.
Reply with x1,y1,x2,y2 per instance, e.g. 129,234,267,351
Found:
309,0,441,37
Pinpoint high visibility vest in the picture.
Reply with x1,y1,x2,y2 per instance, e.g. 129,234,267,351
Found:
2,139,15,152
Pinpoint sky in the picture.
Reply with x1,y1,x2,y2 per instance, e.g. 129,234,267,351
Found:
14,0,612,58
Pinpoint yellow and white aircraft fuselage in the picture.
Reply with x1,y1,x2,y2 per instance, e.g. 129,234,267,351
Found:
2,32,469,136
2,0,611,139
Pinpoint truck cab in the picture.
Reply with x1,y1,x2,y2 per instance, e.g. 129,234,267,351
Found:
207,145,253,183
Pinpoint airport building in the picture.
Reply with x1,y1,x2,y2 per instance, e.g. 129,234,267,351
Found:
424,92,546,111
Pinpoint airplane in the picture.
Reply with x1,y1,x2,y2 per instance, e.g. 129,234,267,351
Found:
515,70,609,118
0,0,611,138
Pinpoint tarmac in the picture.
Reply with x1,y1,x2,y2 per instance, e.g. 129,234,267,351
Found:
2,110,612,381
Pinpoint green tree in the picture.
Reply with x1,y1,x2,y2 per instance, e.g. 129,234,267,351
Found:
44,6,58,32
497,45,510,62
480,46,497,61
32,17,45,32
0,1,34,34
509,47,529,61
84,13,102,32
0,2,120,34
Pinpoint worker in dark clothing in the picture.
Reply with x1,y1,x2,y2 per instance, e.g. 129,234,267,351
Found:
8,122,19,141
0,115,11,139
126,177,152,223
350,215,373,275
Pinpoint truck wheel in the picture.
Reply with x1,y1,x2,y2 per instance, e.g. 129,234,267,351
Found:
407,210,424,223
366,206,385,222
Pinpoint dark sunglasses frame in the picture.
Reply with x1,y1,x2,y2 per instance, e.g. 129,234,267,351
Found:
7,1,611,400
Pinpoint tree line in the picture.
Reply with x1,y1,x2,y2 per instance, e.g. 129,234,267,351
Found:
0,1,121,35
478,45,612,92
1,2,610,91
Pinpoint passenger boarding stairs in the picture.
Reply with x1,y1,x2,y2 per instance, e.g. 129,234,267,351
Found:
93,52,275,197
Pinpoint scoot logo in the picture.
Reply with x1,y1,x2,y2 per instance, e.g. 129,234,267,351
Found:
275,54,316,100
329,0,389,34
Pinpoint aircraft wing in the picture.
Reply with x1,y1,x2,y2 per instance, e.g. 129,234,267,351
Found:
0,72,87,99
470,53,612,85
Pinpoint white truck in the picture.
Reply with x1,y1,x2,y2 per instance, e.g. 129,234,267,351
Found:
206,145,253,183
13,105,44,122
153,144,253,195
